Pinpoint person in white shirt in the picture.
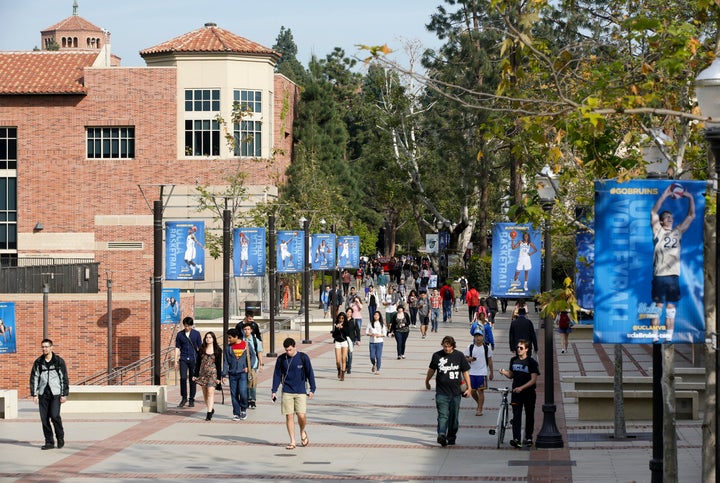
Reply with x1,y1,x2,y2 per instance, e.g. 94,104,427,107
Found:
464,329,493,416
365,311,387,374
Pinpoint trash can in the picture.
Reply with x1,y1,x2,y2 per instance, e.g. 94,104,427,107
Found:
245,300,261,317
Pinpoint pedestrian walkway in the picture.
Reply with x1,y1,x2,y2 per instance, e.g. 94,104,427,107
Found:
0,304,703,482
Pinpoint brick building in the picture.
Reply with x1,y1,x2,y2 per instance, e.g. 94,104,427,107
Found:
0,6,298,394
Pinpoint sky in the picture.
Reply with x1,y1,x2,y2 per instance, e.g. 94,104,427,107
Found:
0,0,443,68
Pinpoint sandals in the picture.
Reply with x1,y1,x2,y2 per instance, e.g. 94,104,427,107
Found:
285,443,296,450
301,432,310,447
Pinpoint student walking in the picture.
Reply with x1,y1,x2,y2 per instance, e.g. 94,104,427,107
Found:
30,339,69,450
193,331,222,421
221,328,255,421
366,311,387,374
499,339,539,448
174,316,202,408
271,338,317,450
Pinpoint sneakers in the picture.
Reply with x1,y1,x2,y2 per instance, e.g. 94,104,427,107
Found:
524,439,533,447
232,415,241,421
510,439,522,449
239,411,248,420
437,434,448,447
401,355,406,359
249,400,256,409
188,400,195,408
41,444,54,450
561,349,566,353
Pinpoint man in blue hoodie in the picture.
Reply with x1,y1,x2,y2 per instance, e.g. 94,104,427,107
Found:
271,338,317,450
221,328,255,421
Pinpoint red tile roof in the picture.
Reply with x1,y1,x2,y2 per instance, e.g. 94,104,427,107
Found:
42,15,104,33
0,51,97,95
140,23,279,59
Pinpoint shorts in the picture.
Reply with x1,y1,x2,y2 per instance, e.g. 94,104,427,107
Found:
334,340,349,350
281,392,307,415
557,326,572,334
652,275,680,303
470,375,488,390
419,315,429,326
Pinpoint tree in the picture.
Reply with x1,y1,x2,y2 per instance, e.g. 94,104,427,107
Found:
273,27,308,86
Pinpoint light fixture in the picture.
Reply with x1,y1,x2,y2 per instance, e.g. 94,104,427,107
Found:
299,216,307,228
535,165,558,205
34,222,44,231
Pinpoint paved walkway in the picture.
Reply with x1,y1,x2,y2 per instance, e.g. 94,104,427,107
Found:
0,305,703,482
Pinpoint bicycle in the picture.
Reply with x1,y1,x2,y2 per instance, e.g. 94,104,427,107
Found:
488,387,511,448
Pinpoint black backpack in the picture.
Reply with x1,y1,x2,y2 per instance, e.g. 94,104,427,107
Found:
468,343,490,366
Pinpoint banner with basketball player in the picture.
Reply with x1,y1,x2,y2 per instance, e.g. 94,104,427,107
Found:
0,302,17,354
593,179,705,344
276,230,304,274
233,228,266,277
311,233,336,271
166,221,206,281
336,236,360,269
490,223,542,298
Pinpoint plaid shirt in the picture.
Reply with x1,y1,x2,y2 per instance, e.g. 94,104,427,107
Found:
429,294,441,309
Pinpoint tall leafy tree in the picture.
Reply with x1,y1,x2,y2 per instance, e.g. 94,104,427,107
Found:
272,27,308,86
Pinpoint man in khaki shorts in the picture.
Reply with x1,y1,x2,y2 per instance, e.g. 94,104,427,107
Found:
271,338,317,450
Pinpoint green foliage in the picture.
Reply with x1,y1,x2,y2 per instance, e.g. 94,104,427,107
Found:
465,255,491,293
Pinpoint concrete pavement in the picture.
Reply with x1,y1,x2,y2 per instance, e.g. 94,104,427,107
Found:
0,304,703,482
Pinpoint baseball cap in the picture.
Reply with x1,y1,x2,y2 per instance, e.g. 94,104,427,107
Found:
473,327,484,337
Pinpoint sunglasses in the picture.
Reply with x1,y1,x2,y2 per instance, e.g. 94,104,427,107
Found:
517,346,526,350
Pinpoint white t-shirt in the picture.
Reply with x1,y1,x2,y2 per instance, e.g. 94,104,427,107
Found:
463,342,492,376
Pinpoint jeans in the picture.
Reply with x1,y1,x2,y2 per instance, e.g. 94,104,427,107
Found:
355,319,362,341
431,308,440,331
409,307,418,325
179,359,197,401
228,372,249,416
395,330,409,356
369,342,384,370
512,390,536,441
39,390,64,444
442,300,453,322
435,393,461,442
368,304,377,321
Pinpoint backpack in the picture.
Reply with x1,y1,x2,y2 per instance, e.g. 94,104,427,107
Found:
558,312,571,330
468,343,490,367
442,288,453,301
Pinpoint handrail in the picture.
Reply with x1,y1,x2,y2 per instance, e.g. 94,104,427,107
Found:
76,346,176,386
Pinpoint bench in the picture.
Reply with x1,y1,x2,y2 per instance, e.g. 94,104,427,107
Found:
65,385,167,413
564,389,699,420
674,367,705,384
570,323,594,340
0,389,18,419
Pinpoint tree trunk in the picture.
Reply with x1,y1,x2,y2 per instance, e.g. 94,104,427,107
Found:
613,344,627,439
662,345,677,482
702,205,716,482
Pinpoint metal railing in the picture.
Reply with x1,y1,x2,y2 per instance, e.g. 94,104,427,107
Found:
0,258,99,293
77,346,176,386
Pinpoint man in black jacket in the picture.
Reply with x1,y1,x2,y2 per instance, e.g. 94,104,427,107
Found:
30,339,69,450
508,308,538,357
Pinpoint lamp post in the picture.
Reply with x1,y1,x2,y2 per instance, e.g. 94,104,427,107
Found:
695,58,720,483
534,166,563,448
300,217,312,344
436,220,447,282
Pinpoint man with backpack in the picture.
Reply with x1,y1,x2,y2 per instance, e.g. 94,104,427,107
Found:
556,310,573,353
464,328,493,416
439,281,455,324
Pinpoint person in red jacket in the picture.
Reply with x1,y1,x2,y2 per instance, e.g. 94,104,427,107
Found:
465,286,480,322
439,282,455,324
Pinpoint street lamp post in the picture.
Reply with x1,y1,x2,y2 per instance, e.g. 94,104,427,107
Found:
534,166,563,449
695,58,720,483
300,217,312,344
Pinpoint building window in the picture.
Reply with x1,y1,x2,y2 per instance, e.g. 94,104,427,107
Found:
185,89,220,112
233,90,262,113
234,120,262,157
185,120,220,156
0,176,17,251
87,127,135,159
0,128,17,169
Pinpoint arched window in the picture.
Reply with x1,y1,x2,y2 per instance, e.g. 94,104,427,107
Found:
62,37,67,47
73,37,78,48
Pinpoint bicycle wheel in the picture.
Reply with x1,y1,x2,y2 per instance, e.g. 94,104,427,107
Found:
496,402,507,448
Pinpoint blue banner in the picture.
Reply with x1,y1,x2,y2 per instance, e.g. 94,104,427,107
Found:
490,223,541,298
277,230,304,273
161,288,181,325
575,224,595,311
166,221,205,280
337,235,360,268
0,302,17,354
233,228,266,276
594,179,705,344
311,233,336,271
